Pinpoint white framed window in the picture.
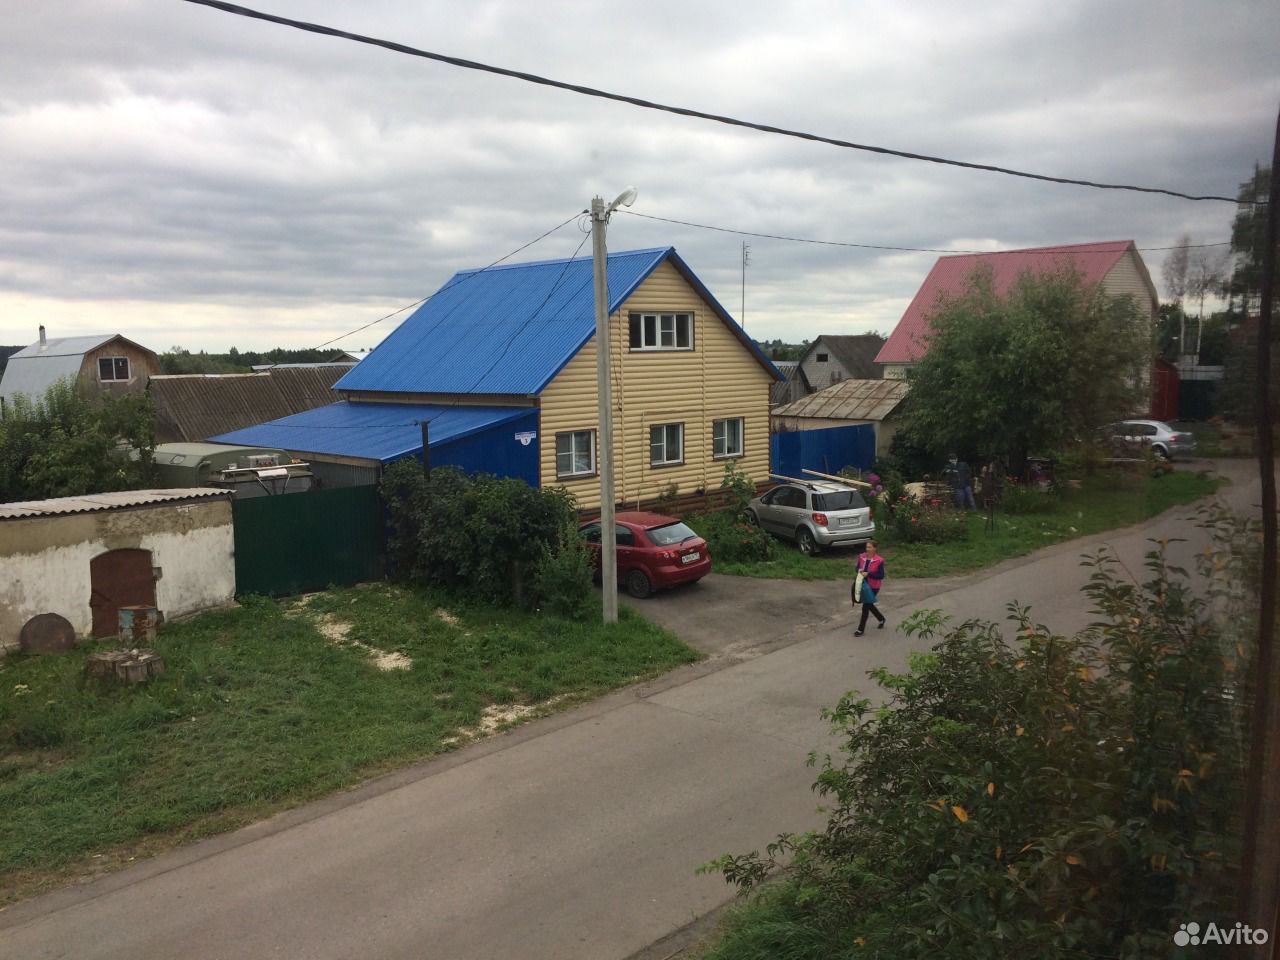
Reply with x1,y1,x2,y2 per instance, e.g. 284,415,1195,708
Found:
713,417,744,459
628,313,693,351
98,357,130,381
555,430,596,478
649,423,684,467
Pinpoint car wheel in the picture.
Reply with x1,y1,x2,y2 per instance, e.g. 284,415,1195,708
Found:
796,527,819,556
625,568,652,599
1152,444,1170,461
745,509,759,526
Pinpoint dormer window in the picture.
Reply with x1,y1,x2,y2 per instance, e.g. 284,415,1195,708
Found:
98,357,130,381
629,313,693,351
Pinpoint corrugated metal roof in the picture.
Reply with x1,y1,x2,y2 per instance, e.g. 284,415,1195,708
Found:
0,354,86,403
150,368,347,443
0,487,231,520
773,378,909,422
211,401,532,463
334,246,780,396
876,241,1135,365
9,335,116,359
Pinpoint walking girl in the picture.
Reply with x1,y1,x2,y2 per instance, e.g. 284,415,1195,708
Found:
853,540,886,636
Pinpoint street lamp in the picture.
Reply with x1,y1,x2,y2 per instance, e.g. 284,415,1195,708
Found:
591,186,637,624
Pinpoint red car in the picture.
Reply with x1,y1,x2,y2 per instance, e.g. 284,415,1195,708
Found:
578,511,711,598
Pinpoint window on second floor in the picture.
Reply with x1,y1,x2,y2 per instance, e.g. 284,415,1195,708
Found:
650,423,684,466
629,313,693,351
816,352,829,362
713,417,744,459
98,357,130,381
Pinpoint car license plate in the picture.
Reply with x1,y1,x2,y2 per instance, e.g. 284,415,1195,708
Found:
681,551,700,564
840,517,856,527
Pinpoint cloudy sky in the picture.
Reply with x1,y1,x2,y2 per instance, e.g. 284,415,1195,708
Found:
2,0,1277,353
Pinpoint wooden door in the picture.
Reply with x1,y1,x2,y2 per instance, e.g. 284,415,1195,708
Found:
89,549,157,638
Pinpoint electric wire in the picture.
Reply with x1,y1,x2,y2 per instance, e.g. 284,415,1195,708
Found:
179,0,1255,205
618,210,1234,255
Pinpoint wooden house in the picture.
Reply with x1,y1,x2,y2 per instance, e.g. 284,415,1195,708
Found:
215,247,781,508
0,328,159,411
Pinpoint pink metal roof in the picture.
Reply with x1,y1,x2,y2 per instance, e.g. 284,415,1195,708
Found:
875,241,1136,365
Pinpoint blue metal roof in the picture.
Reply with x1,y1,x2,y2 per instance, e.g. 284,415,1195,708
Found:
210,402,532,463
335,246,780,396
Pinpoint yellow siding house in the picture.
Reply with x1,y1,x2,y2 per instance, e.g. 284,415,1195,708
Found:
257,246,785,508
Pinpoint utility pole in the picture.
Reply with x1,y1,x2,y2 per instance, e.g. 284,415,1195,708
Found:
590,187,636,624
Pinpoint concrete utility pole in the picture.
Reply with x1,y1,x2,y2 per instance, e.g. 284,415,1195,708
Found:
590,187,637,624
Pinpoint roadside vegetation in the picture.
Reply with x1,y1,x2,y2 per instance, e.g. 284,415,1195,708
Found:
0,583,698,904
698,508,1256,959
708,468,1221,581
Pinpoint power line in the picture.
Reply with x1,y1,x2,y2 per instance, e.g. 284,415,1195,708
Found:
620,210,1233,255
311,210,583,353
180,0,1255,205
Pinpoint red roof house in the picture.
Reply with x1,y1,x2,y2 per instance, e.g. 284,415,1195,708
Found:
875,241,1158,377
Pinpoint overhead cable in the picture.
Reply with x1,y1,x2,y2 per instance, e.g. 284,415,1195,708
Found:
180,0,1253,205
619,210,1233,254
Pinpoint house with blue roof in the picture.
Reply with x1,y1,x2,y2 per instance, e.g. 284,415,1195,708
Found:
215,247,781,508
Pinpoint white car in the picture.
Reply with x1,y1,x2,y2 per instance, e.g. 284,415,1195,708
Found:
1107,420,1197,460
747,480,875,555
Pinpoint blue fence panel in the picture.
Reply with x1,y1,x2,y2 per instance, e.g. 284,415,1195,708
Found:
770,424,876,479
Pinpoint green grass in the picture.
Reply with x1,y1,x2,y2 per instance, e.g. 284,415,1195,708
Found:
0,583,699,902
713,469,1223,581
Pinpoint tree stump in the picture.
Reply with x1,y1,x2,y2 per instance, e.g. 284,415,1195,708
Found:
85,650,166,683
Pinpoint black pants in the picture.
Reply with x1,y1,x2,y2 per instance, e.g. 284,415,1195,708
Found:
858,601,885,631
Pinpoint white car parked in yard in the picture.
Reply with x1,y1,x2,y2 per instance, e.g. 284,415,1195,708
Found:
747,479,876,555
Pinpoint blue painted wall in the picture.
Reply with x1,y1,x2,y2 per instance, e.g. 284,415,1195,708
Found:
771,423,875,479
390,408,540,487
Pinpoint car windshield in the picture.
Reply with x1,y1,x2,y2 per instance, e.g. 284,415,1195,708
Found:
647,521,698,546
813,490,866,511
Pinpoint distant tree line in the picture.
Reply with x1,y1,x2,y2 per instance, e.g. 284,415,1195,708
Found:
754,338,810,362
158,346,358,375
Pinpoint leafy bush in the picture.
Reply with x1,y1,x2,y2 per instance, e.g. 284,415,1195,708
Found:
531,527,595,620
999,482,1058,515
885,494,969,543
694,509,775,563
381,461,587,613
703,534,1249,960
0,378,155,502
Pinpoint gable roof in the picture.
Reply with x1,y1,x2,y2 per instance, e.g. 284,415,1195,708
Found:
875,241,1139,365
211,401,532,463
808,334,885,379
334,246,780,397
0,334,154,403
773,378,908,422
149,367,348,443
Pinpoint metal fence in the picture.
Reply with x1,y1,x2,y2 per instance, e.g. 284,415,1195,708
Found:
231,484,384,597
771,423,876,479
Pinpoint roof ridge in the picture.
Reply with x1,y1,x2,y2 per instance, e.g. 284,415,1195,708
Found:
935,240,1133,261
454,245,673,276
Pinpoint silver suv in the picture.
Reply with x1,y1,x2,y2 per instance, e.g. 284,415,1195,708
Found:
747,480,875,555
1107,420,1196,460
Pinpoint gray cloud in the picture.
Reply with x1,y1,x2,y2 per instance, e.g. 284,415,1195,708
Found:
1,0,1276,350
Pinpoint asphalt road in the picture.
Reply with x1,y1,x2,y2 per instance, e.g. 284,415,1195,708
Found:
0,459,1263,960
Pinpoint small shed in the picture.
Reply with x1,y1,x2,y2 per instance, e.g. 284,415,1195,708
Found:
0,488,235,654
0,328,159,410
772,378,909,459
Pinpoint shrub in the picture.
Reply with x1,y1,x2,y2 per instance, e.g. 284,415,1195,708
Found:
999,482,1058,515
692,509,775,563
381,461,586,613
886,494,968,543
530,527,595,621
703,534,1249,959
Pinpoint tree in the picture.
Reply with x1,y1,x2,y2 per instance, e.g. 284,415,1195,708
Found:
1228,165,1273,316
0,379,155,502
902,267,1147,475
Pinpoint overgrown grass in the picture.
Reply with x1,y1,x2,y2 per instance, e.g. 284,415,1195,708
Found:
0,583,699,903
713,469,1222,581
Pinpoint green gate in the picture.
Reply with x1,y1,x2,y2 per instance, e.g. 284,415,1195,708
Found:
232,485,384,597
